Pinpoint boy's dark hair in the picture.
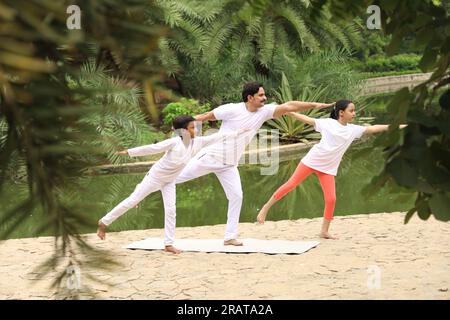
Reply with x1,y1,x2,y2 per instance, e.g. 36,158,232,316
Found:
330,100,352,120
172,115,195,130
242,81,263,102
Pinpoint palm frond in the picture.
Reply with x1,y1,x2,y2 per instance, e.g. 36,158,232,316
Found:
206,16,237,62
274,5,320,52
158,38,182,76
258,22,276,67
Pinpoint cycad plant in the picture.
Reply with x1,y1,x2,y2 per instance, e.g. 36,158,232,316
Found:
266,74,326,143
266,50,365,143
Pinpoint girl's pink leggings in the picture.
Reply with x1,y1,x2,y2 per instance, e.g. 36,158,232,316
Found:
273,162,336,220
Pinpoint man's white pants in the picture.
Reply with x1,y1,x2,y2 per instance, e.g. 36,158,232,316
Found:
100,173,177,245
176,154,243,241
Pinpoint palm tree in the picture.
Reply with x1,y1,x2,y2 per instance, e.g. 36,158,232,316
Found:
0,0,167,296
150,0,363,103
71,60,165,165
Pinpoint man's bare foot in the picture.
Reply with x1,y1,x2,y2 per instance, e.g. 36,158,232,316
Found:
224,239,243,246
256,206,269,224
97,220,107,240
319,232,338,240
164,245,182,254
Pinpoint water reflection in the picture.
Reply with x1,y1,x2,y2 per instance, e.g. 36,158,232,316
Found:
0,145,415,239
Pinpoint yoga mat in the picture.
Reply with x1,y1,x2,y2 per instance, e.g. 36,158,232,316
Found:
125,238,320,254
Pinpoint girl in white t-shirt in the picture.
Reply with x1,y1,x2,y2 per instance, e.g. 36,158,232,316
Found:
257,100,407,239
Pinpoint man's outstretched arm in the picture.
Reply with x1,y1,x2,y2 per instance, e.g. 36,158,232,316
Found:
273,101,335,118
194,111,217,122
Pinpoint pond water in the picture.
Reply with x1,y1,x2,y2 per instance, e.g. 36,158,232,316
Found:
0,143,415,240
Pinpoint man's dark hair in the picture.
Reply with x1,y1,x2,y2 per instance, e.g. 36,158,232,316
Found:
172,115,195,129
242,81,263,102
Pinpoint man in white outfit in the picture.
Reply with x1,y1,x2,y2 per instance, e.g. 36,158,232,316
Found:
97,115,244,254
176,82,335,246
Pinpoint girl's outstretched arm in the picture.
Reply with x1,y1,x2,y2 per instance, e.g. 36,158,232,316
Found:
287,112,316,126
364,124,407,135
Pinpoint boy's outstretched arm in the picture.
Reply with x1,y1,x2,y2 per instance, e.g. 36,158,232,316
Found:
273,101,334,118
116,138,177,157
364,124,407,135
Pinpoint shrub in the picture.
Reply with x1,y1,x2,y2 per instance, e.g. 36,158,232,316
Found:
161,98,212,130
354,54,421,73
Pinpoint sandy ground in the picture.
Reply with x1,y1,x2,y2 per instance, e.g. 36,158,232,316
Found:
0,212,449,300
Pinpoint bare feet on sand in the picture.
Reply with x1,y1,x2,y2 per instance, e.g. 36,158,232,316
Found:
256,206,269,224
319,232,338,240
97,220,107,240
164,245,182,254
224,239,243,246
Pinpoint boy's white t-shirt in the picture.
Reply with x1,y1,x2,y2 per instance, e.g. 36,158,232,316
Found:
301,118,366,176
128,131,237,183
200,102,277,165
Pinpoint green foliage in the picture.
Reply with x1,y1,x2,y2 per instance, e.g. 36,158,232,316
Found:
161,98,211,130
352,25,419,61
278,48,364,101
353,54,421,73
0,120,27,183
353,28,391,60
69,60,165,164
148,0,364,105
367,86,450,223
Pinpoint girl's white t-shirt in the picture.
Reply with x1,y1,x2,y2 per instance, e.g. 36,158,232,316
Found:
301,118,366,176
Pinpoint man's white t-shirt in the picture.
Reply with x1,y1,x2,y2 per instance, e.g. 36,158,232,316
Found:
199,102,277,165
301,118,366,176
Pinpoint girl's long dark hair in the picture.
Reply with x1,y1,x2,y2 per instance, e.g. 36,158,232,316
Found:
330,100,352,119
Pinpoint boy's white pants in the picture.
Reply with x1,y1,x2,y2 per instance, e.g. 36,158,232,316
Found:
176,154,243,241
100,172,177,246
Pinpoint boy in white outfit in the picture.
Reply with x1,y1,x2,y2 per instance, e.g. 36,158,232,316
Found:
176,82,335,246
97,115,243,254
